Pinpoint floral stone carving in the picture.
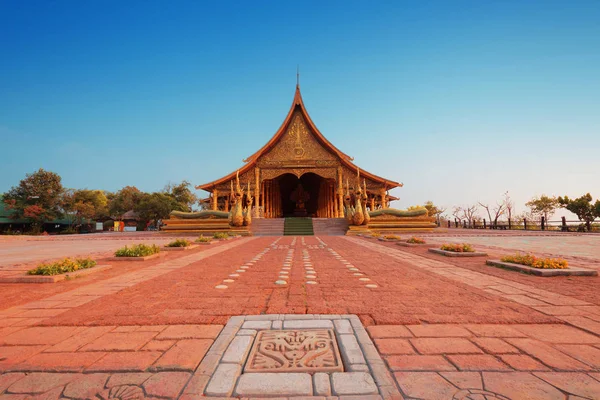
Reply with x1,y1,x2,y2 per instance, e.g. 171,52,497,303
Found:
244,329,343,373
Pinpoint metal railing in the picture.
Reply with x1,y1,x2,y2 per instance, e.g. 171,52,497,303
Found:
445,217,600,232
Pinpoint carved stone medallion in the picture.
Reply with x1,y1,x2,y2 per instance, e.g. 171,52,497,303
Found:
244,329,343,373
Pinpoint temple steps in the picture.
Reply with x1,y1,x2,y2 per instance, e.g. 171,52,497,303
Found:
284,218,314,236
312,218,349,236
251,219,285,236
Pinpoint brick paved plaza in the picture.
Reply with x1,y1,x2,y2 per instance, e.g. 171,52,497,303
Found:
1,233,599,399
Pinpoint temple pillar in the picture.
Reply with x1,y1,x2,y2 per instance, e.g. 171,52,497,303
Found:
254,168,260,217
225,194,229,212
370,196,375,212
333,182,339,218
380,187,387,209
212,188,218,211
336,167,344,218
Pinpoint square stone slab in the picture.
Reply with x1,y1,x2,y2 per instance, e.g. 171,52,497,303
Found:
244,329,344,373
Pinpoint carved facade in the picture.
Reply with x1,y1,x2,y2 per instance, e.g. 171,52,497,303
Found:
196,85,402,219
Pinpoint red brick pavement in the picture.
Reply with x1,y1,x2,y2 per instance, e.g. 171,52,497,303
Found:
42,236,556,326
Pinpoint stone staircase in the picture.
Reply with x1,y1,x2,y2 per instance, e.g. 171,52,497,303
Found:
250,219,285,236
284,218,314,236
312,218,349,236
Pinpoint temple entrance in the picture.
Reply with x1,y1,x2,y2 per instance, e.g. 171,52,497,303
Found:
276,173,323,217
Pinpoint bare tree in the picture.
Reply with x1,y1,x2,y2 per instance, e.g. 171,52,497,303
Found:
478,195,507,228
503,191,514,221
462,204,479,228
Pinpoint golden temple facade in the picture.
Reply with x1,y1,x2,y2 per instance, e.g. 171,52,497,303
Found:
196,84,402,219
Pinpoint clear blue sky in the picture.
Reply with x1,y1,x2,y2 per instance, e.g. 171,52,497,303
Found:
1,1,599,218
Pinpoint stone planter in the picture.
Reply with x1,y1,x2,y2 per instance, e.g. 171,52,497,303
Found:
486,260,598,277
0,265,112,283
195,241,213,245
397,241,429,247
162,245,199,251
107,253,161,261
428,248,488,257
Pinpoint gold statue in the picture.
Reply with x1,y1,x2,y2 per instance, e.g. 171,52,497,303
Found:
362,179,370,226
351,168,365,226
229,171,245,227
290,183,310,216
243,181,253,226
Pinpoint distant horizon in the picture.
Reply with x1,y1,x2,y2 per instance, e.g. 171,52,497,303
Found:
1,1,598,221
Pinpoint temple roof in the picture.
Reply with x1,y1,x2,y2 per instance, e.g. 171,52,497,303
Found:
197,85,401,192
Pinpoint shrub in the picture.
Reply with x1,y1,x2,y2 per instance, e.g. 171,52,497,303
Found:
370,232,381,238
407,237,426,244
166,239,191,248
115,244,160,257
28,258,96,276
213,232,229,239
383,235,401,240
195,235,211,243
441,243,474,253
501,253,568,269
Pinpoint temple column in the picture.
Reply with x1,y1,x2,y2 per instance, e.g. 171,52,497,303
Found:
329,183,334,218
225,194,229,212
212,188,218,211
266,181,271,218
380,187,387,209
333,182,339,218
370,195,375,212
254,168,260,218
337,167,344,218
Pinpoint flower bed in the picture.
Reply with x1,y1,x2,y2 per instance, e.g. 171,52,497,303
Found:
379,234,401,242
163,238,197,251
110,244,161,261
500,253,568,269
397,237,429,247
27,258,96,276
429,243,487,257
0,257,111,283
195,235,213,245
441,243,475,253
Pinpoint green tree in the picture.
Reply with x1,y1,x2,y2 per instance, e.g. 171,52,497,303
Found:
3,168,64,232
134,192,176,226
164,180,198,212
62,189,109,227
558,193,600,231
108,186,142,219
525,195,559,222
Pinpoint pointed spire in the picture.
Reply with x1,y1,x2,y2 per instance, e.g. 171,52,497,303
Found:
296,65,300,88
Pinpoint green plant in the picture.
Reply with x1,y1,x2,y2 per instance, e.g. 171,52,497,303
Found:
407,237,426,244
370,232,381,238
213,232,228,239
441,243,474,252
166,238,191,247
114,243,160,257
195,235,211,243
501,253,568,269
27,257,96,276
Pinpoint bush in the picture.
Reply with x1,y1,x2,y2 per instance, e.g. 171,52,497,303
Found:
28,258,96,276
196,235,211,243
115,244,160,257
501,253,568,269
166,239,191,247
441,243,474,252
370,232,381,238
407,237,426,244
213,232,229,239
383,235,401,240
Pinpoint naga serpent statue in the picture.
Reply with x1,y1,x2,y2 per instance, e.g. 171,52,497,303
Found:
361,179,370,226
351,170,365,226
243,181,253,226
229,171,245,227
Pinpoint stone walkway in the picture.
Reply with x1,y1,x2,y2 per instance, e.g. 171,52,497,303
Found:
0,235,598,398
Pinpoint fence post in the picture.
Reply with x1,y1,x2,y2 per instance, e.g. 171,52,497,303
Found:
541,216,545,231
508,218,512,230
561,216,567,231
455,219,458,228
447,220,451,228
483,219,486,229
524,218,527,230
463,220,467,229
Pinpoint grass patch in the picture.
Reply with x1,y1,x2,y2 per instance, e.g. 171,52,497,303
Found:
115,244,160,257
213,232,229,239
501,253,568,269
166,239,191,248
407,237,426,244
370,232,381,238
440,243,475,253
27,258,96,276
195,235,211,243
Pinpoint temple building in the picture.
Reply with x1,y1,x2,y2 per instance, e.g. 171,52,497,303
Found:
195,84,402,219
